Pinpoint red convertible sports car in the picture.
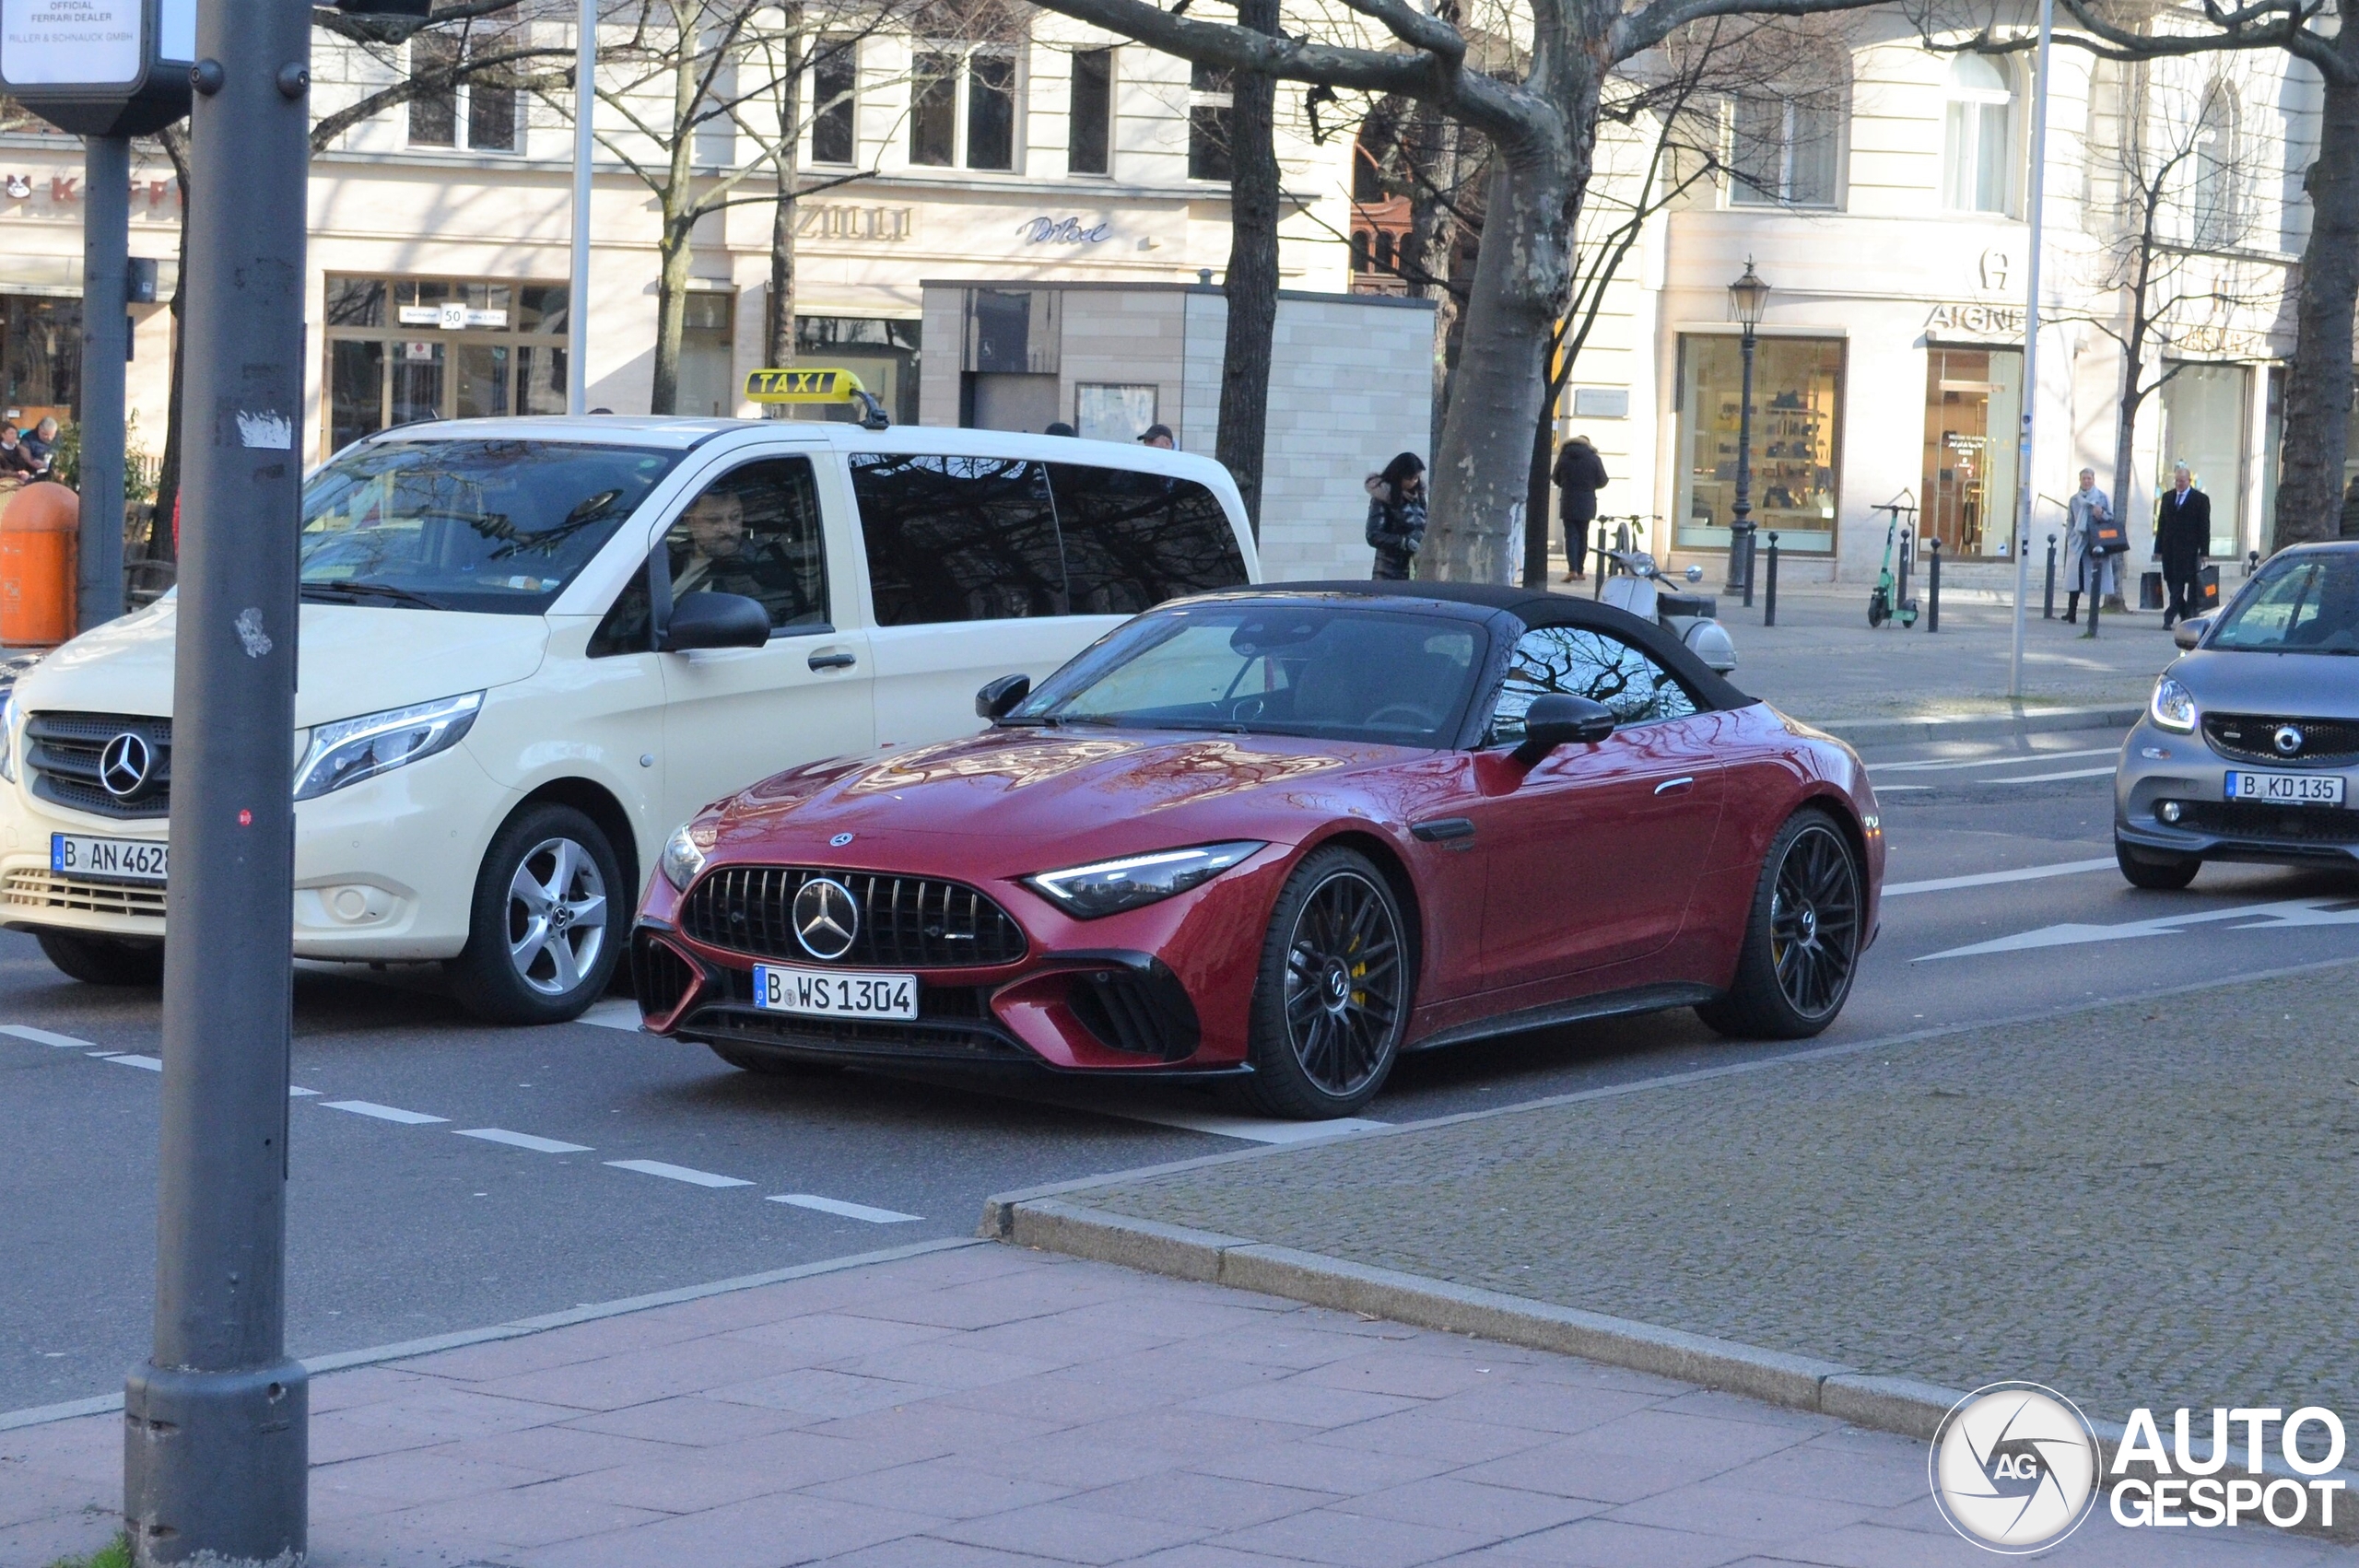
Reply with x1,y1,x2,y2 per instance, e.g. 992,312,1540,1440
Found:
632,584,1884,1117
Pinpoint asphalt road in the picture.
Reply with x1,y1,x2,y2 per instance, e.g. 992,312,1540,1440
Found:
6,723,2356,1414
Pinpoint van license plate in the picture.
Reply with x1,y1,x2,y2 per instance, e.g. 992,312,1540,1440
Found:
751,963,917,1021
52,833,170,883
2224,771,2346,806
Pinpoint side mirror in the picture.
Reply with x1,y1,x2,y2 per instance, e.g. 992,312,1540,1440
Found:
2173,614,2212,651
1513,694,1615,766
977,673,1032,720
662,591,769,652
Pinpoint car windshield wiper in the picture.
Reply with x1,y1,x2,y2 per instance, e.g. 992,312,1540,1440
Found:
301,579,450,611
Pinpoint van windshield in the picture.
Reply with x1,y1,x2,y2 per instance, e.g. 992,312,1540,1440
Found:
300,439,681,614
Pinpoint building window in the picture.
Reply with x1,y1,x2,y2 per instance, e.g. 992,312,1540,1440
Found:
1728,89,1842,208
1942,55,2016,214
809,39,858,165
1068,47,1113,175
1920,345,2023,559
407,34,519,153
909,44,1019,170
2190,82,2243,249
1189,61,1232,181
0,294,78,421
1673,333,1844,556
323,275,569,457
2160,365,2250,557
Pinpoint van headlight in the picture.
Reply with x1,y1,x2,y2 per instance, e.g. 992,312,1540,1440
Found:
2149,675,2198,734
292,691,483,801
660,823,712,891
0,691,18,785
1026,841,1263,919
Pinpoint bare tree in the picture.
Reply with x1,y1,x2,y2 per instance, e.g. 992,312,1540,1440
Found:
1215,0,1283,536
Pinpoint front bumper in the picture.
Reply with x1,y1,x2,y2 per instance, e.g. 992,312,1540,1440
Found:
2113,720,2359,866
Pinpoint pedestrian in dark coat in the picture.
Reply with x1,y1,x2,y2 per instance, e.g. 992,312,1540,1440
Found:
2154,462,2212,627
1366,452,1427,581
1552,435,1607,580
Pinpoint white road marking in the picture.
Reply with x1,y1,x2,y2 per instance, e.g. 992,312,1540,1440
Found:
288,1086,319,1097
1106,1106,1391,1144
1919,897,2359,961
0,1024,95,1049
1884,857,2118,898
321,1099,449,1125
456,1128,593,1154
577,1000,643,1032
1986,766,2118,784
604,1158,752,1188
104,1054,162,1071
768,1193,921,1223
1874,746,2119,774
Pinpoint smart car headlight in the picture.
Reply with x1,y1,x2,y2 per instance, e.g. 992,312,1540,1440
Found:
0,691,18,786
292,691,482,801
1026,841,1264,919
660,822,714,891
2149,675,2198,734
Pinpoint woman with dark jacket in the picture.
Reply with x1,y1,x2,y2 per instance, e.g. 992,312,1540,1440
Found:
1552,435,1607,580
1365,452,1427,580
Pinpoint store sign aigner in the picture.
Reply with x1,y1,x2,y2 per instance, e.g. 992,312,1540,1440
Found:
0,0,194,135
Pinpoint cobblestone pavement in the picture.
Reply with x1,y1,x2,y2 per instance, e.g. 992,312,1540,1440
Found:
1073,965,2359,1433
1,1244,2338,1566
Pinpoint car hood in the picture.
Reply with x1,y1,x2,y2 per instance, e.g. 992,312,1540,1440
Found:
709,727,1413,872
14,599,548,729
2170,648,2359,720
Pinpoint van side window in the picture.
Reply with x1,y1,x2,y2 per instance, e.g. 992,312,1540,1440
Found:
586,565,651,658
663,457,830,632
1048,465,1249,614
1486,626,1699,742
851,453,1067,624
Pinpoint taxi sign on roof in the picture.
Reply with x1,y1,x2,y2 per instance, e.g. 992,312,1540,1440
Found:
745,367,866,403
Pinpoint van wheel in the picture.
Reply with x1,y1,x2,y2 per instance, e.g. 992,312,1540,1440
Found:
37,930,164,987
448,803,622,1024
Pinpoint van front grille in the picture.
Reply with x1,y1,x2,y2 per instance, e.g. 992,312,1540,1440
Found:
25,712,172,820
4,869,169,919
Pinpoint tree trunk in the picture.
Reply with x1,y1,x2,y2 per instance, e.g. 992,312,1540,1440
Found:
651,224,693,415
767,6,804,377
149,127,191,564
2275,64,2359,550
1215,0,1281,536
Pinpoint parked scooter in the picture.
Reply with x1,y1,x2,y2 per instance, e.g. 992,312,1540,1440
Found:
1866,496,1919,629
1602,550,1739,673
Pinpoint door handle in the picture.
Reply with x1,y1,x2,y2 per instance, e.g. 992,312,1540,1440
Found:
1652,777,1696,796
1410,817,1476,842
807,650,857,672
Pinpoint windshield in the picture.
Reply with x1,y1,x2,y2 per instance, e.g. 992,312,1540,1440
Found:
2209,552,2359,654
300,439,681,614
1012,603,1483,747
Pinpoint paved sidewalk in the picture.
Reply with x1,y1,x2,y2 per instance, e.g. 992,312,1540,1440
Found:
1,1242,2340,1567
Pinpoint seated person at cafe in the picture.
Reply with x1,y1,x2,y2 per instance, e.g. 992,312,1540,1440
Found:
0,426,41,476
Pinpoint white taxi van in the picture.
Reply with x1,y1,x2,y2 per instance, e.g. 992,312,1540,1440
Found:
0,397,1257,1021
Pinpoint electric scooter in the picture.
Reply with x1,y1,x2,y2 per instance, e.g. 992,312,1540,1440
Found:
1602,550,1739,673
1866,495,1919,629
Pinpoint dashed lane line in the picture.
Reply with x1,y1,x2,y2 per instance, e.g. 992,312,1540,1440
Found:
1985,766,2118,784
0,1024,94,1049
1883,857,2118,898
456,1128,594,1154
604,1158,753,1188
768,1193,921,1223
577,1000,642,1032
321,1100,450,1126
100,1055,162,1071
1872,746,2119,774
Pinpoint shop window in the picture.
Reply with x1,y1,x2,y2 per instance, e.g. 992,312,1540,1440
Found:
1189,61,1233,181
1068,47,1113,175
407,34,519,154
1728,88,1843,209
1672,334,1844,556
809,39,858,165
322,274,569,455
1919,345,2023,559
2160,365,2249,557
675,293,736,418
1942,55,2016,214
849,454,1068,624
909,43,1020,170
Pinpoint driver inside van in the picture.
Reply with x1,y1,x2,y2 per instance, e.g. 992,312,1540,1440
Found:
666,474,825,627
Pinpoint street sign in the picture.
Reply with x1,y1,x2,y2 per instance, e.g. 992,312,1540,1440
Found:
0,0,194,136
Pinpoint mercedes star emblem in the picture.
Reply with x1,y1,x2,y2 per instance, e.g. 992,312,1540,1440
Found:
2273,724,2305,756
99,732,154,799
792,876,860,961
830,832,855,848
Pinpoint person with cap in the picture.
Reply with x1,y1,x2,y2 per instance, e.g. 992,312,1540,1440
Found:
1365,452,1427,581
1138,424,1176,450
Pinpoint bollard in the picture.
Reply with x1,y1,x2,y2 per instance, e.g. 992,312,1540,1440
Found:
2247,548,2259,578
2084,551,2102,638
1925,537,1941,633
1740,530,1756,610
1763,532,1779,626
1592,524,1606,599
2043,533,2057,619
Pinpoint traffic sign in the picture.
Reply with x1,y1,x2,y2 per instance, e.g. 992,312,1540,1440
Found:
0,0,194,136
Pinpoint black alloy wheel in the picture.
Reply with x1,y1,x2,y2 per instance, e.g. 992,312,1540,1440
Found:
1697,809,1862,1040
1238,846,1411,1118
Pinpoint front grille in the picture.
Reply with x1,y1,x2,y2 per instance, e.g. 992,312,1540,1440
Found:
4,869,169,919
631,929,698,1024
25,711,171,820
678,1000,1028,1063
680,866,1027,968
2203,713,2359,767
2179,801,2359,845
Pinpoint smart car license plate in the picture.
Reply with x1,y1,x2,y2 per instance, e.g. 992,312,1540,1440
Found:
751,964,917,1021
2224,770,2346,806
51,833,169,883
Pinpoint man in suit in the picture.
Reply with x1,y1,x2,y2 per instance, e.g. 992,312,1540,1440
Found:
2155,462,2211,628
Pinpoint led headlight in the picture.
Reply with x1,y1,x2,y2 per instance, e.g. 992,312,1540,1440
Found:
2149,675,2198,735
1027,841,1263,919
0,691,18,785
660,822,713,891
292,691,483,801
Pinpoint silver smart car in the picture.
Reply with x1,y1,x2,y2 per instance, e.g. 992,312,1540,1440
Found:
2114,541,2359,889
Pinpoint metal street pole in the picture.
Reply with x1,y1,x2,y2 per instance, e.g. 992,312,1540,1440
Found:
2008,0,2057,699
569,0,595,414
76,135,131,633
121,0,311,1560
1726,322,1756,596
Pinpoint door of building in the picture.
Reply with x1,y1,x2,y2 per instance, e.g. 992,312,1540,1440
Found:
323,275,569,457
1920,345,2022,558
2159,364,2250,558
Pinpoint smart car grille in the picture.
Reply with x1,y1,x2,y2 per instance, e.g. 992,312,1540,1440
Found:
2178,801,2359,845
24,712,172,820
679,867,1027,968
2202,713,2359,767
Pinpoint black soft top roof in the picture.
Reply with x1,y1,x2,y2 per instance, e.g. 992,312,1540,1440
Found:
1180,580,1758,714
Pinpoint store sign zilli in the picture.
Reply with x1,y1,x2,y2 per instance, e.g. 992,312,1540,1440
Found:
796,205,913,242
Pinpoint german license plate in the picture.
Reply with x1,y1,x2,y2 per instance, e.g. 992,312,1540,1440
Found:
751,963,917,1021
51,833,169,883
2224,770,2346,806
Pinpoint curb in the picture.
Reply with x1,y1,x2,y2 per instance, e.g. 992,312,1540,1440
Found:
1812,704,2142,746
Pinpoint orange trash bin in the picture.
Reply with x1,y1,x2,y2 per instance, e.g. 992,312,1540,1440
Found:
0,481,79,648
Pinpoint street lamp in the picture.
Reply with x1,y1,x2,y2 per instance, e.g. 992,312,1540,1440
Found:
1725,260,1771,598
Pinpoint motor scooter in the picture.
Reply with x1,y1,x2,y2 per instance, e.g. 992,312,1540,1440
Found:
1601,550,1738,673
